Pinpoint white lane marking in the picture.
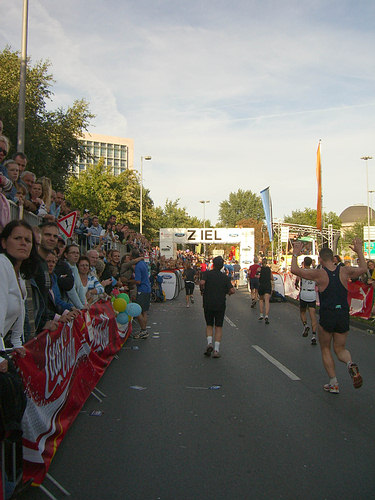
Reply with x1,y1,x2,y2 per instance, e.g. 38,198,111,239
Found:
225,316,236,327
252,345,301,381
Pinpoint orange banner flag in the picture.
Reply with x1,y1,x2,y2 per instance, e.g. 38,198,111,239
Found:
316,142,322,230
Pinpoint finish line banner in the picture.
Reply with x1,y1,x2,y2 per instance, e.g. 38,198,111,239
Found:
13,299,131,486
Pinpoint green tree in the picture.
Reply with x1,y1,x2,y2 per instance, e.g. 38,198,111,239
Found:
218,189,264,226
0,46,94,189
341,220,366,251
154,199,209,229
66,161,155,237
284,208,341,229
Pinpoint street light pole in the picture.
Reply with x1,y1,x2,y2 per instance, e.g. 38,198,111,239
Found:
361,156,373,258
140,155,152,234
17,0,29,152
199,200,210,256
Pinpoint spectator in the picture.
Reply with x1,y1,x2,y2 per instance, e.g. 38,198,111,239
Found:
45,250,76,319
0,135,9,171
12,152,27,175
87,249,99,277
49,191,64,219
131,248,151,339
120,253,140,301
76,217,90,252
32,222,61,334
100,221,115,251
20,171,37,212
88,216,102,248
101,249,122,294
2,159,19,201
77,255,105,303
0,220,38,366
62,244,86,309
30,180,48,216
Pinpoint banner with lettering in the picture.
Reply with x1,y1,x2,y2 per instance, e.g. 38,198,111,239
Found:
13,299,131,485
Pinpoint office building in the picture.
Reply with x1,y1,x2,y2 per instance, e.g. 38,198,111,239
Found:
75,132,134,175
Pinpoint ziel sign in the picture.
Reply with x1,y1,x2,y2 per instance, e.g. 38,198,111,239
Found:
159,228,255,266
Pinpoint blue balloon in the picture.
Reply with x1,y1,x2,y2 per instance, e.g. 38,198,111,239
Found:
126,302,142,318
116,312,129,325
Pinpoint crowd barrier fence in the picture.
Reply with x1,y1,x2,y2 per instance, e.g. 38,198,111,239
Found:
1,299,131,498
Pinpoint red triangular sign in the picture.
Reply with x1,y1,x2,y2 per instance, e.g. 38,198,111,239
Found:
57,211,78,238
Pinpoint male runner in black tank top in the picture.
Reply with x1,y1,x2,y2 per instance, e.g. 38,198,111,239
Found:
291,238,366,394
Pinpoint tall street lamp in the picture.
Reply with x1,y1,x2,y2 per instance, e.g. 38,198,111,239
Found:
361,156,373,257
140,155,152,234
369,190,375,223
199,200,210,256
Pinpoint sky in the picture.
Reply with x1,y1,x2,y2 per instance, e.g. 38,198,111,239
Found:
1,0,375,225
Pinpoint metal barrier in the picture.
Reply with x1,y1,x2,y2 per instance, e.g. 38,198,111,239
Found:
8,200,128,256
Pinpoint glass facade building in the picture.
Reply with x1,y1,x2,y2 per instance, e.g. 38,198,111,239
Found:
75,133,134,176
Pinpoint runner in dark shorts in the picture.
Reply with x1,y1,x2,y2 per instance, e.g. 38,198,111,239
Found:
182,263,196,308
291,239,366,394
248,258,261,308
200,256,235,358
258,258,272,324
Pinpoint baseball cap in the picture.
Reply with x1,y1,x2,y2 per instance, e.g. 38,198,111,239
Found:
84,209,90,213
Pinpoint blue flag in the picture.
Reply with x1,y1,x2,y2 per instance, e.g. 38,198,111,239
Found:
260,187,273,242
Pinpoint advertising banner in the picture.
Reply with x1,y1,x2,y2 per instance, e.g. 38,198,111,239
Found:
348,281,373,319
159,271,177,300
13,300,130,485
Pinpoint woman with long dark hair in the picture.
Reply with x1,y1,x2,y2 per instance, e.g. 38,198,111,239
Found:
0,220,39,372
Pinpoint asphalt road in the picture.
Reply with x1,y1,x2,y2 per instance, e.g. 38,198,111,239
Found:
20,286,375,500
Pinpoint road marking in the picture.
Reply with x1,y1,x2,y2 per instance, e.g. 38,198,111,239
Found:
252,345,301,381
225,316,236,327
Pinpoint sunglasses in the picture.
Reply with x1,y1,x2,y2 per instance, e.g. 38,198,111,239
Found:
0,147,8,155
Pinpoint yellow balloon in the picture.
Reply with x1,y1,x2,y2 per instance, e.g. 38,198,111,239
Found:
113,297,127,313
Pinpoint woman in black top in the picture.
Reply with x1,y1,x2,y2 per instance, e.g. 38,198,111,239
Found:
182,262,196,307
258,258,272,324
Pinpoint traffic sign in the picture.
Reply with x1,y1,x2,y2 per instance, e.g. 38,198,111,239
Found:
57,211,78,238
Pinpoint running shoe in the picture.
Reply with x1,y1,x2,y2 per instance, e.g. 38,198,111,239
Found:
186,303,190,308
311,336,317,345
302,325,310,337
348,363,363,389
138,330,149,339
323,383,340,394
251,300,256,308
190,296,194,304
265,317,269,325
204,344,214,357
258,316,263,321
212,350,221,358
130,332,141,339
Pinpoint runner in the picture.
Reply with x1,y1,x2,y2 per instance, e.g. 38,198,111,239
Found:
248,257,261,308
233,260,241,289
296,256,318,345
182,262,196,307
291,238,367,394
258,258,272,324
200,256,235,358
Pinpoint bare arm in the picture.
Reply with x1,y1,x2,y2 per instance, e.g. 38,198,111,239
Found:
341,238,367,280
291,241,322,281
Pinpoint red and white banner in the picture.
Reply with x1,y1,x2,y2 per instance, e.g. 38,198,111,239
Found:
348,281,374,319
13,300,131,485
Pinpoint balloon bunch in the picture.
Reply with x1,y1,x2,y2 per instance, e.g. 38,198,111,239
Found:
112,293,142,324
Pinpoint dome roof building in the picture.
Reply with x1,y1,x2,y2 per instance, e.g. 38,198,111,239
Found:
339,205,375,228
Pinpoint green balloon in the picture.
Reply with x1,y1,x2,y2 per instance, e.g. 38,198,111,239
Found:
117,293,130,304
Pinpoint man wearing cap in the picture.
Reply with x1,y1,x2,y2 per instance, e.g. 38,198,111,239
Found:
200,256,235,358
